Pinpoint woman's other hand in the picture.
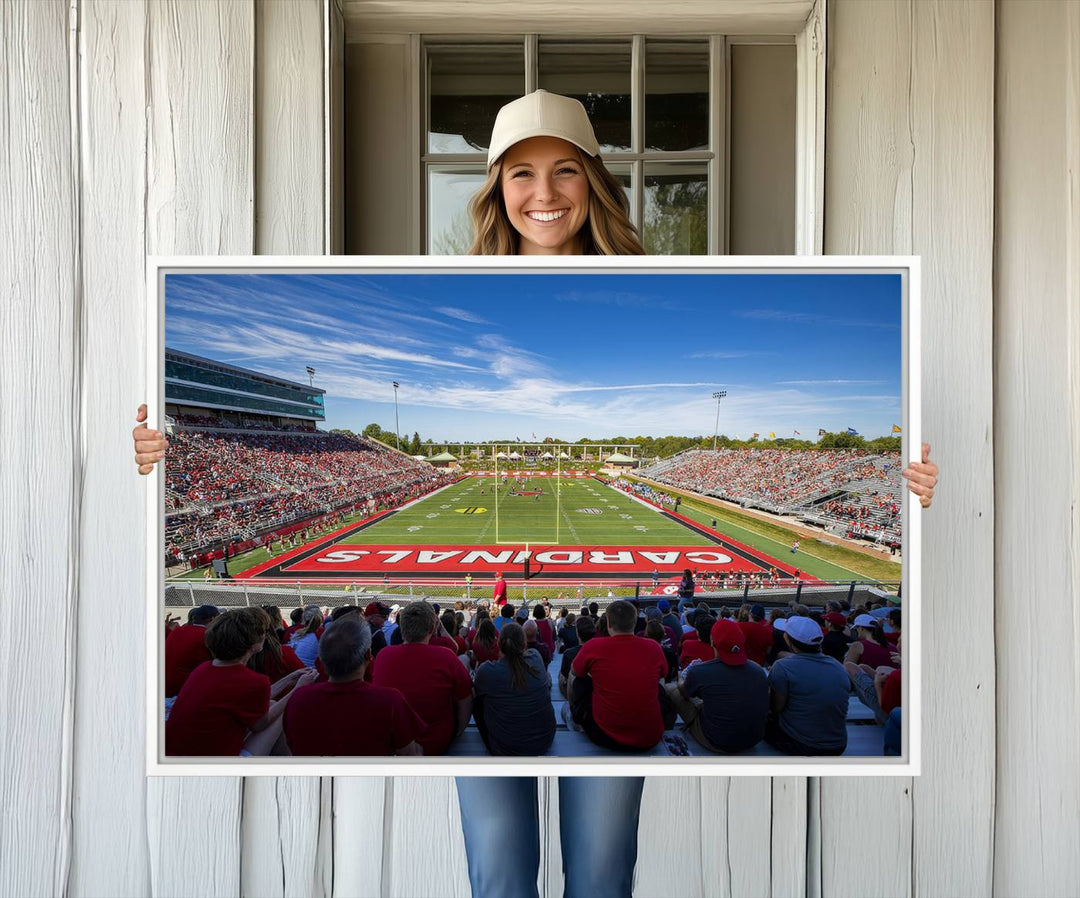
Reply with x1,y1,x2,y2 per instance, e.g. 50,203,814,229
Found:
902,442,938,508
133,403,168,474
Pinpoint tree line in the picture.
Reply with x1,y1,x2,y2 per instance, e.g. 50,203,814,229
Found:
332,424,901,458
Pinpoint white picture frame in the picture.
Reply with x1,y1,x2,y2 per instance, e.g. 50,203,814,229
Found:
146,254,920,777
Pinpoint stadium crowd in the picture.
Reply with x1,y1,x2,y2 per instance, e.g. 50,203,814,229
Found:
635,448,903,545
163,593,902,759
164,429,455,555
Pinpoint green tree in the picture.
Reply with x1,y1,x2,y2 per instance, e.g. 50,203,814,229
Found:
409,431,422,455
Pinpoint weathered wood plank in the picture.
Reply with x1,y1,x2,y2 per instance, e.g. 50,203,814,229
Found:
823,3,997,897
145,2,255,896
242,2,328,894
331,778,387,898
254,0,324,255
70,2,153,895
908,3,996,895
383,777,471,898
993,2,1080,893
0,1,77,895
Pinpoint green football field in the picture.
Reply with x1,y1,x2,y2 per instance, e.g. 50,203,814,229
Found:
341,476,715,547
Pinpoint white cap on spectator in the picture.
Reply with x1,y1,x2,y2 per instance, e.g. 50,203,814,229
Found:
853,613,878,629
784,616,823,645
486,90,601,169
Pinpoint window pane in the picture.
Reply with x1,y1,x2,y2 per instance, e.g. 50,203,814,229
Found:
428,167,487,254
643,163,708,255
538,40,631,153
645,40,709,152
604,163,634,221
428,44,524,154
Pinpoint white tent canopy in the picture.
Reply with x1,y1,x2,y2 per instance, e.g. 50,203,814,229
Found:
495,452,508,459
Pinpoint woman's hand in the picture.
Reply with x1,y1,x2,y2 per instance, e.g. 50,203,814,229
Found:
133,404,168,474
902,442,938,508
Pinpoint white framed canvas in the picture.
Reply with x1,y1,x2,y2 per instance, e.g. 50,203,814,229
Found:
146,255,920,777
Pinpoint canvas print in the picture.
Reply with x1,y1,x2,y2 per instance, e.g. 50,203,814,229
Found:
154,261,913,770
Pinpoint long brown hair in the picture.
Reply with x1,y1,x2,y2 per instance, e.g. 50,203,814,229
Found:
474,618,498,649
248,607,283,674
498,622,539,690
468,152,645,256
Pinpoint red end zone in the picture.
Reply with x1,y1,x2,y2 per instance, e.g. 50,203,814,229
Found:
272,544,795,577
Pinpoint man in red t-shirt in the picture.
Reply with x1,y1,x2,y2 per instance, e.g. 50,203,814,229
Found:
372,601,473,755
164,605,219,698
492,572,508,606
737,604,774,668
166,607,317,756
285,616,424,756
570,600,667,750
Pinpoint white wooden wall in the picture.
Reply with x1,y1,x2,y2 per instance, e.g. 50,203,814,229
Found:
1,1,1078,896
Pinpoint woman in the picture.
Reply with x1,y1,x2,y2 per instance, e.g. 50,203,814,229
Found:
247,606,305,685
133,88,939,898
531,603,556,659
844,613,896,669
289,606,323,668
469,617,501,667
472,622,556,756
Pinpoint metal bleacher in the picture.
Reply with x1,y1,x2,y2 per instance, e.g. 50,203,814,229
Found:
445,647,886,758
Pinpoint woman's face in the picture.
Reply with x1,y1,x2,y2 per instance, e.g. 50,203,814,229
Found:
499,136,590,255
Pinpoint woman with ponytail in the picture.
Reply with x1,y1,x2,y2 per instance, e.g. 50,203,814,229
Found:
472,622,555,757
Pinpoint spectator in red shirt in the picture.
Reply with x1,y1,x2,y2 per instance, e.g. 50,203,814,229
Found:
372,601,474,755
469,618,501,667
166,607,316,756
570,600,669,751
284,616,424,756
737,604,774,667
283,607,304,643
441,610,468,655
164,604,219,698
679,614,717,669
522,619,551,668
247,607,305,686
532,603,556,659
492,572,508,606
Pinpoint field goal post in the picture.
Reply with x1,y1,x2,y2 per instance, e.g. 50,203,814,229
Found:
492,442,563,549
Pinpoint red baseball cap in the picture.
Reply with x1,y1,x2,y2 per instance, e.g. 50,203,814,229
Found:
363,602,391,617
710,619,749,666
824,612,848,628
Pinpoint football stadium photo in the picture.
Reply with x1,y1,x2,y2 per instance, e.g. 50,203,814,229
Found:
159,266,910,762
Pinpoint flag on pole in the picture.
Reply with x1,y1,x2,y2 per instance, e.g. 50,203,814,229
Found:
794,429,801,436
818,428,827,436
532,432,537,440
846,427,859,435
892,424,902,433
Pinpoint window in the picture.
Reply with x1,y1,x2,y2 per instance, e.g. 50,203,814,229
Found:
421,35,795,256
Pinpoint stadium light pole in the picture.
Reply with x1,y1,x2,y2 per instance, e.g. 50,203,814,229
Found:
392,381,401,450
306,366,315,387
712,390,727,451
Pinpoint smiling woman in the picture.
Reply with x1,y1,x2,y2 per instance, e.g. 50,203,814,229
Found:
466,90,645,256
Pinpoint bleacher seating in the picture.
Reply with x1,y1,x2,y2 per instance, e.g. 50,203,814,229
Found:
165,428,454,555
636,448,903,546
445,645,886,758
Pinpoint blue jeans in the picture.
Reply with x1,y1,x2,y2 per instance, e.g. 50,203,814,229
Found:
455,776,645,898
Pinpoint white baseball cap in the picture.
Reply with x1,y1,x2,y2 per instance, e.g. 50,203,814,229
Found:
486,90,601,169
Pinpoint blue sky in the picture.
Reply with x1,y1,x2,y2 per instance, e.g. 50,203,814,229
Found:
165,271,903,441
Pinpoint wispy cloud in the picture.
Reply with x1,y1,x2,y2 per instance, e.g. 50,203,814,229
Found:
435,306,491,325
777,379,885,385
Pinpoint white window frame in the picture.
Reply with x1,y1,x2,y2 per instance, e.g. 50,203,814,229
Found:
406,2,825,256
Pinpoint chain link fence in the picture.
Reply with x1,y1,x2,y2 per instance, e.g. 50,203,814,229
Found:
164,578,900,613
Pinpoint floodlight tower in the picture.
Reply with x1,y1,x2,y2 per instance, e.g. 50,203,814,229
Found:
306,366,316,387
712,390,727,451
392,381,401,450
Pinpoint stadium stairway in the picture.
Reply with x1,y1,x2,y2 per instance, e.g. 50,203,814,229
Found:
445,650,886,758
